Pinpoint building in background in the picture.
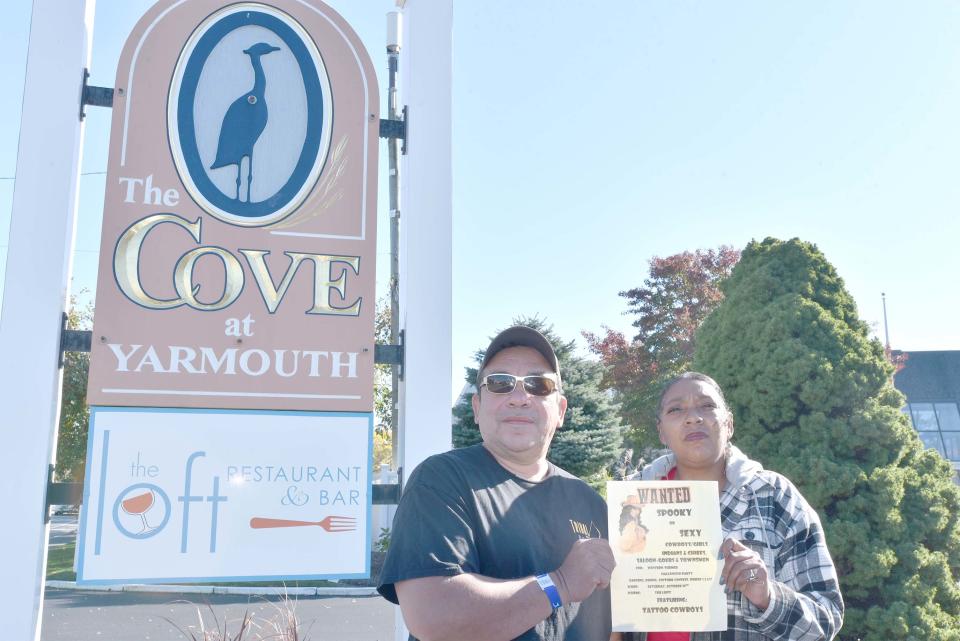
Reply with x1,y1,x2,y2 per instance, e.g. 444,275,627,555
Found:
893,350,960,482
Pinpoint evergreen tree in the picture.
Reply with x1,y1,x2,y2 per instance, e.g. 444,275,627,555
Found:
695,237,960,640
452,317,624,483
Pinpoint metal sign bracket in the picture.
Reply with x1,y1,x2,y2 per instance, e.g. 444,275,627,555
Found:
44,465,82,523
79,69,114,120
374,328,405,379
59,314,91,368
378,105,408,154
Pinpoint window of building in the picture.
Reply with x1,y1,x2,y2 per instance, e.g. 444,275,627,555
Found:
904,402,960,466
935,403,960,431
911,403,939,431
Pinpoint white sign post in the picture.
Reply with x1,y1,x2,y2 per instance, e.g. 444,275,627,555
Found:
397,0,453,488
0,1,95,638
394,0,453,638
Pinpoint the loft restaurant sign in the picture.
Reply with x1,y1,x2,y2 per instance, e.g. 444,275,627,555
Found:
78,408,372,583
79,0,378,583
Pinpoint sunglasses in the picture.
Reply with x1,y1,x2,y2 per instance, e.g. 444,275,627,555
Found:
480,373,559,396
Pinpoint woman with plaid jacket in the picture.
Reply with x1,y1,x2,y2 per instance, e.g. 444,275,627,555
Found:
619,372,843,641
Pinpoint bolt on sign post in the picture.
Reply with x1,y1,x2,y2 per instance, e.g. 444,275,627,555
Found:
79,0,379,583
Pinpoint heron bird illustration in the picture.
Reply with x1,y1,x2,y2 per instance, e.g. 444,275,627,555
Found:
210,42,281,202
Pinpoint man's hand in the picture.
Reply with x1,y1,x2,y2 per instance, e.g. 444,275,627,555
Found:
552,538,616,604
393,540,616,640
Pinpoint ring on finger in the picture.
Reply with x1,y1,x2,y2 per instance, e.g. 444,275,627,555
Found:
747,568,758,582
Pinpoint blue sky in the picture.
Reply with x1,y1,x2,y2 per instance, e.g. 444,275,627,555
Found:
2,1,959,402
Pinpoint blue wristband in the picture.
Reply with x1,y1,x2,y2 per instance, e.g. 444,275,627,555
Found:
535,573,563,609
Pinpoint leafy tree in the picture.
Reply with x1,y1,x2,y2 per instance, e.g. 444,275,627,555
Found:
452,317,623,484
695,237,960,640
373,297,393,469
584,246,739,452
55,296,93,482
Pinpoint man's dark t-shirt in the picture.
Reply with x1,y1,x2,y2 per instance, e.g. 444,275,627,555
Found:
377,444,611,641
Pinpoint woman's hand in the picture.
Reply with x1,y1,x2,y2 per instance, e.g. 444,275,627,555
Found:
720,538,772,610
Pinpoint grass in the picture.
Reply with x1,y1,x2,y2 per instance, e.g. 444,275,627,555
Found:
45,541,344,588
46,543,77,580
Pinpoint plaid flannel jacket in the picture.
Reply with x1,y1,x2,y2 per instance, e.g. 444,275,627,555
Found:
625,447,843,641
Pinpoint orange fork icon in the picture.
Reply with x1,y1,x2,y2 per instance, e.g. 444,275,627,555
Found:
249,516,357,532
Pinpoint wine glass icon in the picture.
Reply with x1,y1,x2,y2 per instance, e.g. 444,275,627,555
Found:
121,489,156,534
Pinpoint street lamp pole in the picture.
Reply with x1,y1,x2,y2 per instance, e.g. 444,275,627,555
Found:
387,10,403,469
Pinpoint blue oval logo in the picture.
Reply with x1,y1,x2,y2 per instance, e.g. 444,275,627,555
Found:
169,5,332,226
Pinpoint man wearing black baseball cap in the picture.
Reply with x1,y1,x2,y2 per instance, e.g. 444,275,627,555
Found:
378,326,616,641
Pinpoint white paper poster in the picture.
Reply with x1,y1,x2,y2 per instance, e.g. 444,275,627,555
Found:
608,480,727,633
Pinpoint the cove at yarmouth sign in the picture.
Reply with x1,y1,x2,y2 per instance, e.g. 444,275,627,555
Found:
78,0,378,583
